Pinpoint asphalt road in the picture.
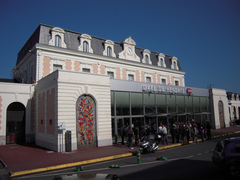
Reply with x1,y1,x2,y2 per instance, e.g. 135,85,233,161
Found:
13,134,239,180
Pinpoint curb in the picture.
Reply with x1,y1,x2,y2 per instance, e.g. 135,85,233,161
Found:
11,130,240,178
11,153,132,178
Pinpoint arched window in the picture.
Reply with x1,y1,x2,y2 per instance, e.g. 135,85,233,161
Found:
145,55,149,64
55,35,61,47
173,61,177,69
83,41,89,52
107,46,112,57
160,58,163,66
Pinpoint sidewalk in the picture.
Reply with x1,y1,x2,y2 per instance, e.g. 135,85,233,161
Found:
0,126,240,178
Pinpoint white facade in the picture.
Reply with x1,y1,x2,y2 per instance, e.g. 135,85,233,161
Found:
0,24,233,151
210,88,230,129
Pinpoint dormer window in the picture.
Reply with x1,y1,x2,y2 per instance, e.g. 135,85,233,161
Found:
171,57,179,70
55,35,61,47
83,41,89,52
158,53,166,67
142,49,152,64
107,46,112,57
49,27,67,48
78,34,93,53
103,40,116,57
145,55,149,64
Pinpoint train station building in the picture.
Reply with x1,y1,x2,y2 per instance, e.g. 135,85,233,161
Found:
0,24,237,152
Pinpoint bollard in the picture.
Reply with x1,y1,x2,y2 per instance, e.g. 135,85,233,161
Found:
137,150,141,164
76,166,84,172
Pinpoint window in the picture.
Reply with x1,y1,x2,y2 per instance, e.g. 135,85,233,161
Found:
142,49,152,64
53,64,62,71
128,74,134,81
107,46,112,57
107,71,114,79
173,62,177,69
158,54,166,67
78,34,93,53
49,27,67,48
161,79,166,85
103,40,116,57
146,77,151,83
83,41,89,52
145,55,149,64
55,35,61,47
175,81,179,86
82,68,90,73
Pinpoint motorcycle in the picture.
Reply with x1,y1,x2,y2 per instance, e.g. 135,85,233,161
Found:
154,133,162,144
139,137,159,154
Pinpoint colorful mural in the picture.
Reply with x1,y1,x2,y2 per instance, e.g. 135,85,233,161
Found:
218,101,225,128
76,96,96,148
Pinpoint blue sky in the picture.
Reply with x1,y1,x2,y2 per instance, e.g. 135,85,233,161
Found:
0,0,239,93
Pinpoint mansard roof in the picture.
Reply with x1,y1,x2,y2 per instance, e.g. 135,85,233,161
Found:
16,24,183,72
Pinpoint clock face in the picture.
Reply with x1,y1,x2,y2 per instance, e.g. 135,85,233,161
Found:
127,47,132,54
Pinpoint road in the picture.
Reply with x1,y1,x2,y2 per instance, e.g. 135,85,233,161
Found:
13,135,238,180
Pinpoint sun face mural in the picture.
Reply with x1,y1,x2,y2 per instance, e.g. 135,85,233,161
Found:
76,96,96,148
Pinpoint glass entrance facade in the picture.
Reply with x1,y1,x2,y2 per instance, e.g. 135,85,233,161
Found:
111,91,211,143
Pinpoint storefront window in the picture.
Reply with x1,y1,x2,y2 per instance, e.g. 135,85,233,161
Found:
144,93,155,115
186,96,193,113
193,97,200,113
177,96,185,114
157,94,166,114
201,97,208,112
167,95,176,113
131,92,143,115
116,92,130,116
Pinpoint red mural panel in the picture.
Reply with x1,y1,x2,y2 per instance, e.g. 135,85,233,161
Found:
76,96,96,148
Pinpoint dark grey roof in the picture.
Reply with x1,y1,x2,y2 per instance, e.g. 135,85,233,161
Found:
16,24,183,71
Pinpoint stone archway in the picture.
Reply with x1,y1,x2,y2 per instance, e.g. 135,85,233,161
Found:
76,95,96,149
6,102,26,144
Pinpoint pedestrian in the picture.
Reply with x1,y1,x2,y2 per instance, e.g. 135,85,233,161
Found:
146,125,151,143
127,126,134,149
200,125,205,142
134,126,139,145
193,125,199,144
162,124,169,145
120,124,126,145
206,121,212,140
171,124,177,144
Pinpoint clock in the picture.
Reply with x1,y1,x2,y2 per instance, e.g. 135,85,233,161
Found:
127,47,132,54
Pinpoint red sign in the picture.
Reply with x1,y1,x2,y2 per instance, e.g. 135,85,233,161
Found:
187,88,192,94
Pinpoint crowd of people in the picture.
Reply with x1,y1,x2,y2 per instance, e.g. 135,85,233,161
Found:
120,120,212,149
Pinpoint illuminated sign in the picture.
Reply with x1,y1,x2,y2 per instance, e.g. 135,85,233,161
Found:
187,88,192,94
142,85,185,94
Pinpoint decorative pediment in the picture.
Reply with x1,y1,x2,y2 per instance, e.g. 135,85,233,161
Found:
51,27,65,34
122,36,136,46
105,40,114,45
118,36,140,62
159,53,165,57
81,34,92,40
172,56,178,61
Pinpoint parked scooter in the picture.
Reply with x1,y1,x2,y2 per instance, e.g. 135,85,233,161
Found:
139,136,159,154
154,133,162,144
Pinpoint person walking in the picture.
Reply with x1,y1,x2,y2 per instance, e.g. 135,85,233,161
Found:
127,126,134,149
146,125,151,143
120,124,126,145
171,124,177,144
162,124,169,145
193,125,199,144
200,125,205,142
206,121,212,140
